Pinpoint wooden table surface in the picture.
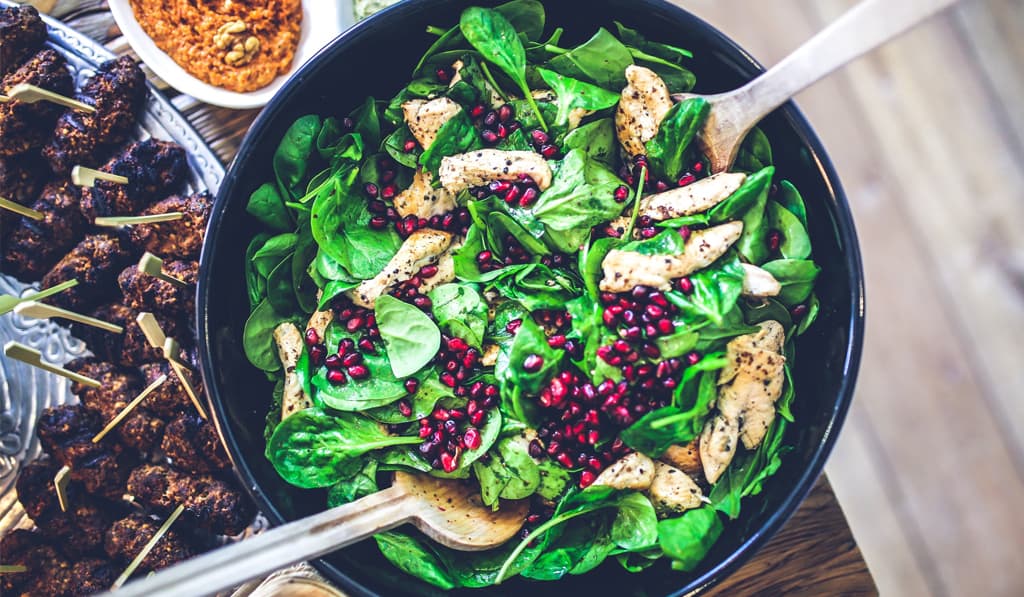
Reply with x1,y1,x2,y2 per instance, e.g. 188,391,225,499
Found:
25,1,877,594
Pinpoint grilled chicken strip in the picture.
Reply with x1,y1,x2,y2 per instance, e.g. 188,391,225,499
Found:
740,263,781,298
394,168,457,219
349,228,453,308
648,461,704,516
43,55,147,174
78,139,188,220
2,179,86,281
700,321,787,484
128,191,212,260
403,97,461,149
40,233,135,311
599,221,743,293
274,322,311,420
0,49,73,156
660,439,702,477
608,172,747,233
418,238,461,295
0,5,46,77
592,452,656,491
439,149,552,193
615,65,673,157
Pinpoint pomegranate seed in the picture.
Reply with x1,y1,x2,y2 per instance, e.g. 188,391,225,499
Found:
505,185,522,205
484,384,499,398
523,354,544,372
304,328,320,346
657,319,675,335
436,67,452,83
547,334,567,349
488,180,512,194
358,337,376,354
498,103,514,123
679,226,691,241
693,161,704,173
440,372,457,387
418,425,432,438
767,229,783,252
791,304,809,319
530,129,550,145
398,399,413,417
309,344,326,366
597,345,614,363
655,180,669,192
506,319,522,334
476,250,493,264
326,369,347,386
470,104,486,118
677,173,696,187
419,264,439,278
364,183,379,198
686,351,702,366
345,316,364,334
341,117,355,131
403,139,417,152
347,365,370,380
324,354,343,370
413,295,432,309
556,452,575,468
613,185,630,203
646,304,664,318
342,352,363,367
470,410,485,426
338,338,356,354
622,326,642,341
518,187,538,207
642,344,661,359
483,111,499,127
447,337,469,352
463,427,482,450
444,419,458,436
539,144,559,158
529,439,545,458
587,430,601,445
613,340,631,354
441,451,459,473
497,123,509,139
579,471,597,488
481,129,499,144
676,277,694,294
404,378,420,394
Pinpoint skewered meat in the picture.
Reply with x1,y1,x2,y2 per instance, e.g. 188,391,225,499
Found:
36,405,136,501
117,259,197,319
69,558,120,596
43,55,147,174
40,233,134,311
161,413,231,474
0,5,46,77
128,191,212,260
18,555,116,597
105,513,196,572
0,151,47,203
0,529,59,596
2,179,86,280
15,457,114,556
127,464,255,536
0,49,73,155
139,361,202,419
72,302,187,368
65,358,165,452
78,139,188,220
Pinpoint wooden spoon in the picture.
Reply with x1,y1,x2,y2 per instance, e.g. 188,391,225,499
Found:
109,471,529,597
677,0,958,173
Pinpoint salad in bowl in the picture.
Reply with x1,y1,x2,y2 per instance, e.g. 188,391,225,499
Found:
240,0,820,588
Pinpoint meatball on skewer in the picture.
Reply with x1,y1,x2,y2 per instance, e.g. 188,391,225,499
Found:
105,513,197,573
129,191,212,260
0,49,74,156
40,233,134,311
0,5,46,77
72,302,188,368
2,180,87,280
79,138,188,220
161,413,231,474
127,464,255,536
65,358,165,452
139,360,203,420
43,55,147,174
118,259,197,319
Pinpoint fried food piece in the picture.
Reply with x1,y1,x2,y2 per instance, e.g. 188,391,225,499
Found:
0,151,47,203
139,361,202,419
43,56,147,174
127,464,255,536
79,139,188,220
161,413,231,474
128,191,212,260
2,180,86,281
105,513,196,572
117,259,197,319
0,49,73,156
0,5,46,76
0,530,59,596
72,302,187,368
70,558,119,595
36,405,136,501
66,357,165,452
40,233,134,311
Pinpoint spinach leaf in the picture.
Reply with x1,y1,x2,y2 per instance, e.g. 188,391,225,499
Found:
436,540,544,588
245,232,272,309
383,126,421,169
657,505,723,571
766,201,812,260
483,263,581,311
709,418,789,519
266,408,420,488
327,460,379,506
536,68,620,131
317,280,358,311
247,182,292,231
495,0,546,41
429,283,489,349
776,179,808,229
291,217,319,314
535,458,572,500
265,257,296,314
708,166,774,224
778,364,795,423
498,127,533,152
613,21,696,92
495,310,562,412
610,492,659,551
621,406,699,457
375,532,456,590
665,255,746,326
351,96,382,152
761,259,820,306
656,329,699,359
265,379,284,443
519,149,626,253
274,114,322,200
366,376,451,424
619,226,687,256
468,195,550,258
545,28,633,90
795,293,820,336
460,7,547,129
646,97,709,182
420,111,481,178
734,126,773,172
522,515,615,580
580,236,619,300
311,323,407,410
252,232,296,278
614,21,693,62
243,299,287,372
473,435,540,507
562,118,617,166
375,295,441,378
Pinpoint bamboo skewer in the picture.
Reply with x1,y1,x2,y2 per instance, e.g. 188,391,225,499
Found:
94,212,184,227
0,196,43,220
0,565,28,574
54,465,71,512
137,252,189,289
0,279,78,316
135,313,207,419
3,341,100,388
92,374,169,443
0,83,96,113
111,504,186,589
71,165,129,187
15,300,123,333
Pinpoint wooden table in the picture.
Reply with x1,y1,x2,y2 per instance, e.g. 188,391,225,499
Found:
29,1,877,594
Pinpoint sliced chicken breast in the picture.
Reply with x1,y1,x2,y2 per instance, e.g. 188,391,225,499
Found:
615,65,673,157
647,461,704,516
403,97,461,150
418,238,461,295
660,439,703,477
592,452,655,491
439,149,552,193
273,322,312,420
347,229,453,308
394,168,457,219
700,412,739,485
609,172,747,233
740,263,781,298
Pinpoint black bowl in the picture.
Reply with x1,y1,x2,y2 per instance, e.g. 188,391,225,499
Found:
197,0,865,594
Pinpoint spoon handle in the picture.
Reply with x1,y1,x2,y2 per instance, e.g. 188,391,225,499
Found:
106,486,412,597
732,0,957,129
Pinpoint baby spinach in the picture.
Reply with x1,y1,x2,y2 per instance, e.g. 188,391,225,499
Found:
734,126,773,172
545,28,633,90
245,232,272,309
535,458,572,500
468,196,550,258
709,418,789,519
613,21,695,93
266,408,421,488
383,126,420,169
375,532,457,590
656,329,699,359
292,219,320,314
776,179,808,228
484,263,581,312
252,232,297,278
665,255,746,326
366,377,451,424
611,492,659,551
708,166,774,224
265,257,296,315
460,7,547,129
536,68,620,131
243,299,287,372
621,405,701,457
473,435,540,507
795,293,820,336
620,226,688,256
327,460,379,506
766,201,812,260
496,308,563,405
429,283,489,349
311,323,408,410
419,109,480,176
274,114,322,200
657,505,723,571
646,97,709,182
562,118,617,166
375,295,441,378
761,259,821,306
351,96,382,152
247,182,293,231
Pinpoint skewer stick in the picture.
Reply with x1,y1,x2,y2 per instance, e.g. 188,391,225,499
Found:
94,212,184,227
15,300,123,333
3,341,100,388
92,374,169,443
0,279,78,316
71,165,129,188
137,252,189,289
0,83,96,113
136,313,207,419
111,503,186,589
0,565,28,574
0,196,43,220
54,465,71,512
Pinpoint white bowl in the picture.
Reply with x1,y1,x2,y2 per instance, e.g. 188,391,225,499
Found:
108,0,354,109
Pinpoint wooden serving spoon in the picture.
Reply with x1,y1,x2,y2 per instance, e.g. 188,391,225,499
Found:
678,0,959,173
108,472,529,597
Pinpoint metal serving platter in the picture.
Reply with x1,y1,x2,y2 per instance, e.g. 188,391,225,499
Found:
0,0,245,537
